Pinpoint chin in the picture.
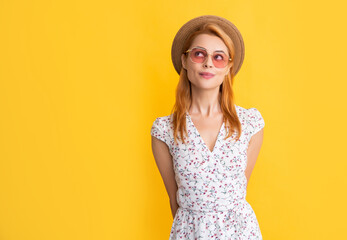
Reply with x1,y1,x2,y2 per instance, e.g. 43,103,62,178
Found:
195,82,221,90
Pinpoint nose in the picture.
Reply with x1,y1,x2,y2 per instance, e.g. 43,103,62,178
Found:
203,54,213,68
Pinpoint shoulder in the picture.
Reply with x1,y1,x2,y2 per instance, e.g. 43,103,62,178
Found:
235,104,265,137
151,114,173,131
235,104,247,120
247,107,265,127
150,114,173,146
235,105,264,123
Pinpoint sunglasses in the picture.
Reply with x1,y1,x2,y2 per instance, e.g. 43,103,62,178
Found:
184,46,232,68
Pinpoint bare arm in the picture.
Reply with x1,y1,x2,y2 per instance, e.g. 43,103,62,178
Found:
245,128,264,188
151,136,179,219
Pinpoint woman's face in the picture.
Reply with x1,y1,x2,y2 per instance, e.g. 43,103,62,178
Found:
181,33,232,90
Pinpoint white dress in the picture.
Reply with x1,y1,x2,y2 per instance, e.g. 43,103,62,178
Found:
151,104,265,239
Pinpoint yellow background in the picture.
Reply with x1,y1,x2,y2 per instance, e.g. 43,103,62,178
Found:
0,0,346,239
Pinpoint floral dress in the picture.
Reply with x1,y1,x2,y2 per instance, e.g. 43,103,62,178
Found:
150,104,265,240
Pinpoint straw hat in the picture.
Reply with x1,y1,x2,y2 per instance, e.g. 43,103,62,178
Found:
171,15,245,76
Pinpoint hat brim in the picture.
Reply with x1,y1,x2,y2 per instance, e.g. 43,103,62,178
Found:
171,15,245,76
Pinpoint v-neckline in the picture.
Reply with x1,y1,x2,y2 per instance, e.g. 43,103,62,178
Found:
186,111,224,155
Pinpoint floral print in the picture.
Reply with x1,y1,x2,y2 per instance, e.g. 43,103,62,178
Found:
151,105,265,239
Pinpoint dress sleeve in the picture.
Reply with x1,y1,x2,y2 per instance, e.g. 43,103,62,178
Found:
150,117,170,147
248,108,265,138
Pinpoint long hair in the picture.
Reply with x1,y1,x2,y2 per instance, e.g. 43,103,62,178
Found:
170,22,242,145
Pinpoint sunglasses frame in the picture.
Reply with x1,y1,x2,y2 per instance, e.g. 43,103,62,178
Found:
184,46,232,68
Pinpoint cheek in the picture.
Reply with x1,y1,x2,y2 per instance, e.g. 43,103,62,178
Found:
216,72,226,81
186,67,199,80
187,70,196,81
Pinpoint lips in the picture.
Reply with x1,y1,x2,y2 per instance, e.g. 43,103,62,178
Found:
199,72,215,77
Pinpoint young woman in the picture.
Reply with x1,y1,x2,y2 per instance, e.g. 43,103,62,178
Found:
151,15,265,239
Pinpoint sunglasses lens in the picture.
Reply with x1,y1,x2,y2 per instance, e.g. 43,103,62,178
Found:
190,48,207,63
189,48,229,68
213,53,228,68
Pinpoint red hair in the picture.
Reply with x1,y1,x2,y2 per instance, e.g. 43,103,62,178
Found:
169,23,242,145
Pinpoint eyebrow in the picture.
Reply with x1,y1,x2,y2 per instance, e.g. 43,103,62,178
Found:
196,46,226,53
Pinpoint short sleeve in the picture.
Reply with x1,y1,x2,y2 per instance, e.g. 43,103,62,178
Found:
248,108,265,137
150,117,170,147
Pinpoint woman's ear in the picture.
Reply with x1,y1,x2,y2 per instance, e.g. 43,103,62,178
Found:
181,54,186,70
